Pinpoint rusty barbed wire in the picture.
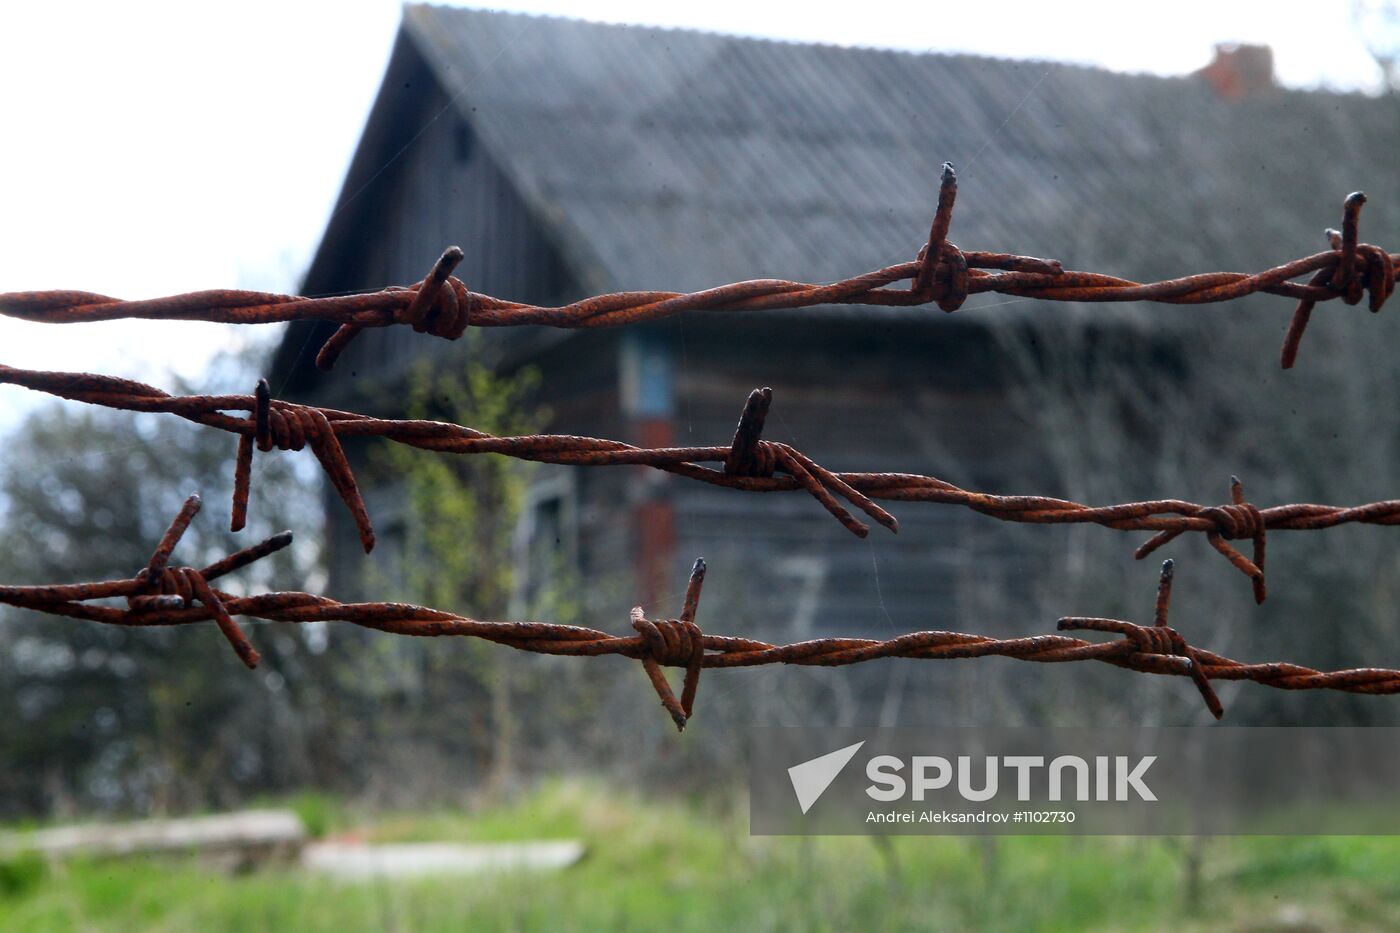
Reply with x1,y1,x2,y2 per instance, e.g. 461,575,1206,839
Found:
7,495,1400,729
5,364,1399,603
1,166,1392,370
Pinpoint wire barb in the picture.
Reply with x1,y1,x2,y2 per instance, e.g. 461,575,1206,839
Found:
227,378,373,551
315,246,470,370
1059,560,1223,719
1279,191,1395,368
630,558,709,731
724,388,774,477
108,494,290,669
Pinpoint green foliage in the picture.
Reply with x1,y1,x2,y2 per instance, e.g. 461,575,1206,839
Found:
373,361,545,614
341,361,563,790
284,792,342,841
3,784,1400,930
0,851,45,900
0,353,321,817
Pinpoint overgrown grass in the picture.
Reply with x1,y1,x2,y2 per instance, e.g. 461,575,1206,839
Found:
2,781,1399,931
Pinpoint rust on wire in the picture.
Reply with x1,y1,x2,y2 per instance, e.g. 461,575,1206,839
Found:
1,162,1394,727
0,167,1392,370
2,364,1395,602
14,494,289,670
5,500,1399,730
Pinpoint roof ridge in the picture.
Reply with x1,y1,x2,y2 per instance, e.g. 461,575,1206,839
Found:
403,2,1385,101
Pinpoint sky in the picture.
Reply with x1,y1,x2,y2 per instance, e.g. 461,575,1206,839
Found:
0,0,1392,427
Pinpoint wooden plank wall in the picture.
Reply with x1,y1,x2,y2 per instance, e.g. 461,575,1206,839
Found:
309,60,1055,646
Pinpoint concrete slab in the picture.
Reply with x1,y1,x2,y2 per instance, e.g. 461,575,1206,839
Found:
0,809,306,861
301,840,586,880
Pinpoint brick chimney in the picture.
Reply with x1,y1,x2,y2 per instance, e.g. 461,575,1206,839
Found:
1193,43,1276,100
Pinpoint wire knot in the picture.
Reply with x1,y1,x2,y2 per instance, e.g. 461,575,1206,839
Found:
1120,619,1222,719
396,272,472,340
1203,476,1267,603
1059,560,1223,719
259,400,331,452
125,495,263,669
1330,240,1395,311
1135,476,1267,603
721,388,899,536
1122,620,1183,656
129,565,204,611
915,240,971,312
632,615,702,667
314,246,469,370
231,380,374,552
1280,192,1395,368
1198,500,1263,540
631,558,707,732
728,439,781,477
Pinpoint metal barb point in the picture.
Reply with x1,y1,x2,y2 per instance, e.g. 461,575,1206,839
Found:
255,378,272,449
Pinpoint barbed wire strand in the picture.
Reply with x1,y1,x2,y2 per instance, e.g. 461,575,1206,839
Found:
7,365,1400,603
10,496,1400,729
0,166,1392,371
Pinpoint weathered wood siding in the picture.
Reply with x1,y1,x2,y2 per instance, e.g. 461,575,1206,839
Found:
304,43,583,596
301,42,1052,641
505,313,1051,643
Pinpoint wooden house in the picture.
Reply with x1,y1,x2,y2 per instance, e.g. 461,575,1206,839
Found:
271,6,1399,645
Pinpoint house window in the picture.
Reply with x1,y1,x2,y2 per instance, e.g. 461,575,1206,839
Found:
512,474,578,614
618,331,674,418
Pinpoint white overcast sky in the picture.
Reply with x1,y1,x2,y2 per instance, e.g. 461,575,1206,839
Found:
0,0,1392,427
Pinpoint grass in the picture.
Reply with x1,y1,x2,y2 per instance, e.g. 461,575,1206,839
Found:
2,781,1400,931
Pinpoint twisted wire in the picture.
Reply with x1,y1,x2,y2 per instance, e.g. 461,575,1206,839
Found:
1,166,1392,371
4,365,1397,603
5,498,1398,730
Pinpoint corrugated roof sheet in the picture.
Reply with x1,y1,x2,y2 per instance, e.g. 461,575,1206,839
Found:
339,6,1398,327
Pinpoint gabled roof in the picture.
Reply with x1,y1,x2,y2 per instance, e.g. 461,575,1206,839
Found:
289,4,1398,377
